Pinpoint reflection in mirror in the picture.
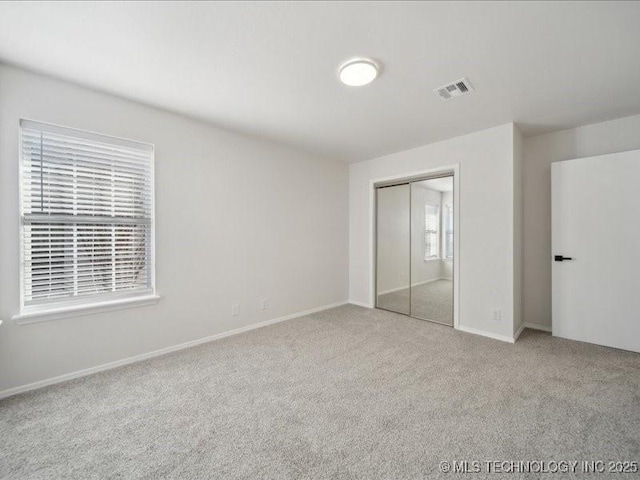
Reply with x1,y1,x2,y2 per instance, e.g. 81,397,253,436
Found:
410,177,454,325
376,184,410,315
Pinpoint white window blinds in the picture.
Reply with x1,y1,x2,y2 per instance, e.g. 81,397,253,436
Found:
20,120,155,309
424,203,440,260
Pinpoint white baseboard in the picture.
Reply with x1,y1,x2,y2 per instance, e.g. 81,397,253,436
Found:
0,300,348,400
378,277,450,296
352,301,514,344
348,300,374,308
377,284,410,295
513,323,526,341
456,325,516,344
457,322,550,345
524,322,552,333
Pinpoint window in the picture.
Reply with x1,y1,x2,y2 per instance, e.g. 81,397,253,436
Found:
444,204,454,259
424,203,439,260
19,120,155,313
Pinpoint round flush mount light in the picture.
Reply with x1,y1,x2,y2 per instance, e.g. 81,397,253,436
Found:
339,58,379,86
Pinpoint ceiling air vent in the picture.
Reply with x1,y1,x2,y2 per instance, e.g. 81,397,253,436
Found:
435,77,474,100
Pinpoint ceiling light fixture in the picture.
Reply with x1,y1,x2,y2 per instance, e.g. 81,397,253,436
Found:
339,58,379,87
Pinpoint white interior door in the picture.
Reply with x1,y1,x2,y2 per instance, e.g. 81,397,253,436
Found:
552,150,640,353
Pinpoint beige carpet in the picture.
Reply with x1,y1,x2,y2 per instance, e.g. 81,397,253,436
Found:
1,305,639,479
377,279,453,324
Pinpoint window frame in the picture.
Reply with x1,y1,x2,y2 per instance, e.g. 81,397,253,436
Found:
15,119,157,323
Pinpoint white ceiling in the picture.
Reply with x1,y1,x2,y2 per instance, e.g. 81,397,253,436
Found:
0,1,639,163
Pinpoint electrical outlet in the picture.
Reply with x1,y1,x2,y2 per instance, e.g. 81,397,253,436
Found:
259,298,268,310
231,304,240,316
492,309,502,322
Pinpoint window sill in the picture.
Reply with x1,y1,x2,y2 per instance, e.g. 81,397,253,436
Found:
12,294,161,325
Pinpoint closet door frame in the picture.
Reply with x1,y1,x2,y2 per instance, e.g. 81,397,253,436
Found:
372,164,460,330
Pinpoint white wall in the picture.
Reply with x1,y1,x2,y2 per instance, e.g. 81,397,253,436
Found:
513,125,523,335
350,123,519,341
0,64,349,394
523,113,640,329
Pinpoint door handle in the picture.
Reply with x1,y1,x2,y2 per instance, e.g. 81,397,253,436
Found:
554,255,573,262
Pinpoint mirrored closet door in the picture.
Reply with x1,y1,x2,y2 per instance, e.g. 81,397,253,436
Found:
410,177,454,325
376,176,454,326
376,184,411,315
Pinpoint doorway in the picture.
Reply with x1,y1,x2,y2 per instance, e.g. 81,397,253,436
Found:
375,174,455,325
